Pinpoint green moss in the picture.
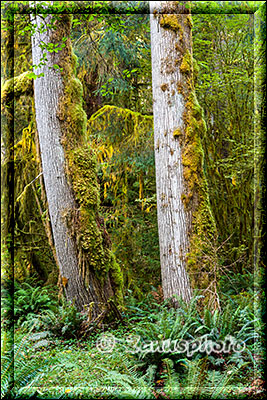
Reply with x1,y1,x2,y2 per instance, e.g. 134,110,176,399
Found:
187,92,203,119
180,50,192,74
68,147,100,210
55,14,124,308
1,71,33,103
173,127,183,138
109,253,124,306
179,57,217,304
65,77,83,102
159,15,181,32
78,210,104,261
57,73,87,148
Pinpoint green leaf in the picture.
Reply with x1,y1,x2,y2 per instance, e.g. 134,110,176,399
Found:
27,72,37,79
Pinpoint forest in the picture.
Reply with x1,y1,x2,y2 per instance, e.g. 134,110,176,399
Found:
1,1,266,399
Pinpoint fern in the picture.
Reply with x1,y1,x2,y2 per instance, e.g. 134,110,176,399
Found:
1,278,57,330
38,298,85,339
1,328,53,399
163,358,243,399
93,365,153,399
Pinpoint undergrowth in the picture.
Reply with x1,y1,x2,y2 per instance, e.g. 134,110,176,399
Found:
1,287,264,399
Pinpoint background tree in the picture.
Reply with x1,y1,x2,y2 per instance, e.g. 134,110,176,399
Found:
1,9,57,283
192,13,255,281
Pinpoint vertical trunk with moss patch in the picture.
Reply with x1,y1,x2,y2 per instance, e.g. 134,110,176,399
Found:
150,1,217,307
31,5,123,318
1,8,15,281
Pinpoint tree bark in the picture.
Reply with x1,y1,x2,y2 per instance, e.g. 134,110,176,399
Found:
150,1,217,307
1,9,15,282
31,4,123,318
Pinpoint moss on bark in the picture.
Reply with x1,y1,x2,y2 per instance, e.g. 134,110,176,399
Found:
50,14,123,309
179,44,217,306
159,5,218,307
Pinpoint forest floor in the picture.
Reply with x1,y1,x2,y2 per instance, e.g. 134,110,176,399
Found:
7,329,265,399
2,294,265,400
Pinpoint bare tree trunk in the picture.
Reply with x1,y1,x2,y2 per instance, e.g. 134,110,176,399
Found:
150,1,217,307
31,5,123,318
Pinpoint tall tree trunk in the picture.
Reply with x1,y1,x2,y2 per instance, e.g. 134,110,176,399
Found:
31,5,123,318
1,7,15,282
150,1,217,307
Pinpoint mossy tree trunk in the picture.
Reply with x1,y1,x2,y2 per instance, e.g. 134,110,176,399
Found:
31,4,123,318
1,8,15,281
150,1,218,308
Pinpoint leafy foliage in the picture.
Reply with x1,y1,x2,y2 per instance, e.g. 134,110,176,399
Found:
88,105,160,293
4,292,263,399
72,6,152,115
